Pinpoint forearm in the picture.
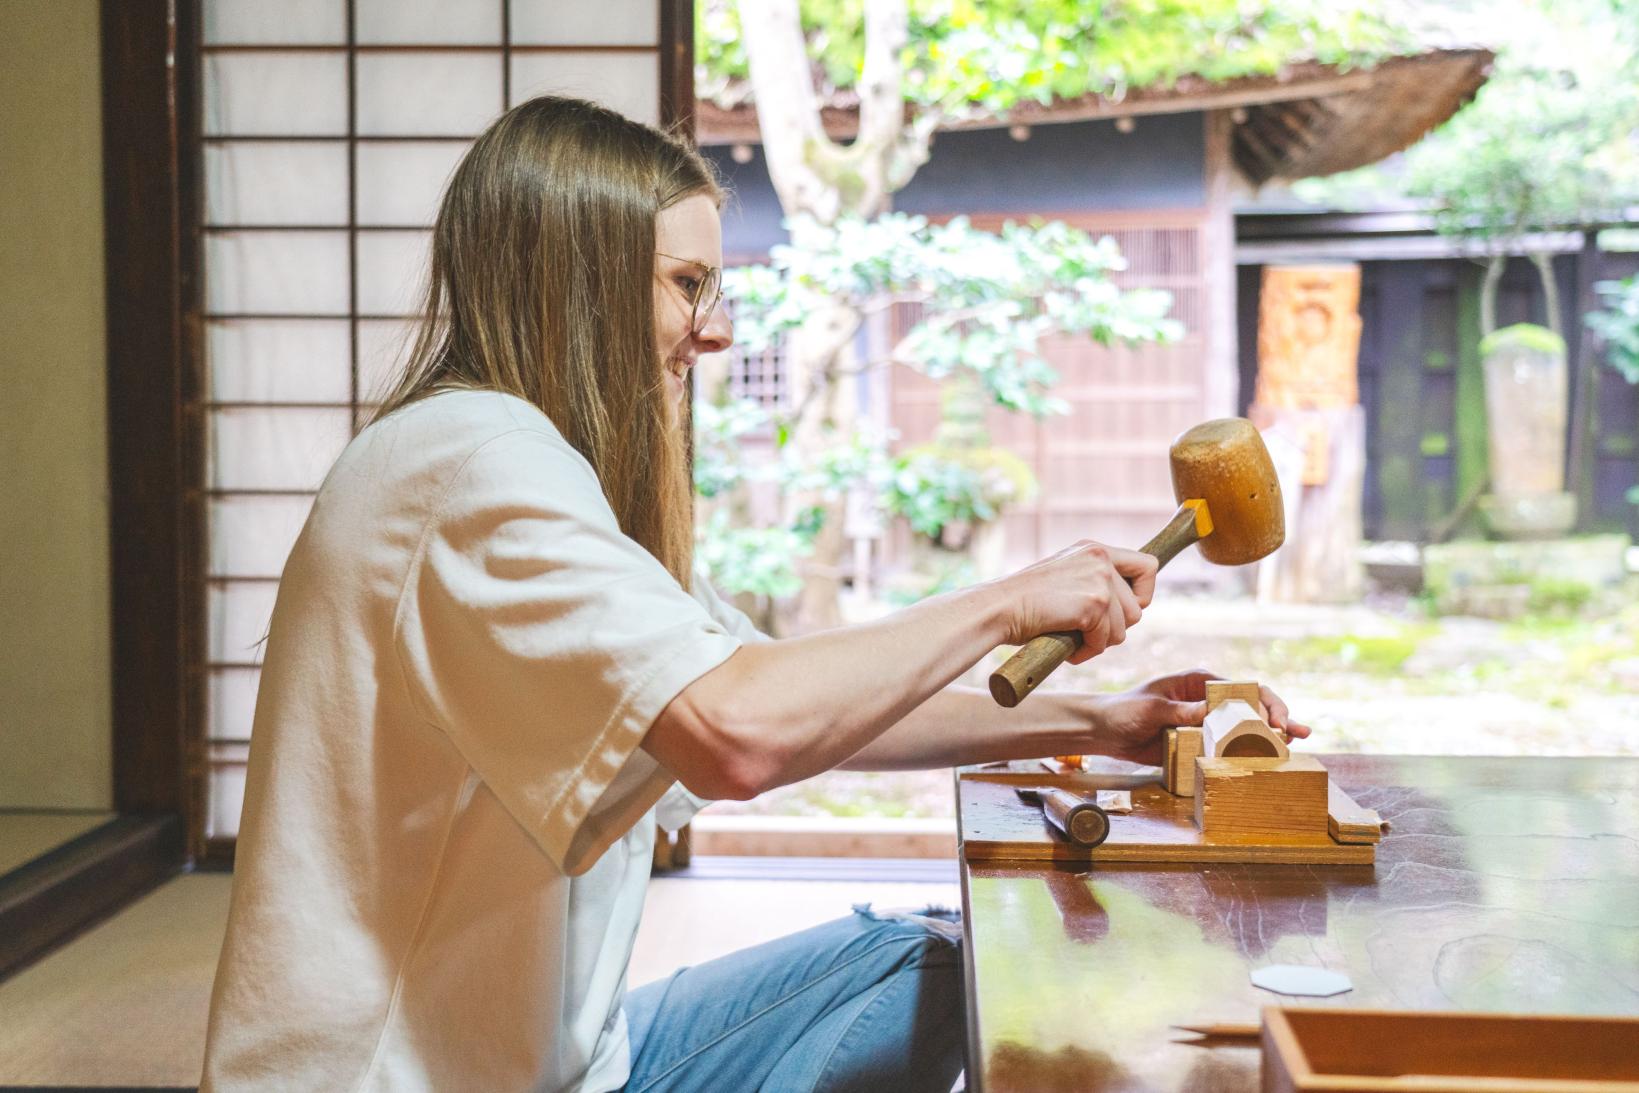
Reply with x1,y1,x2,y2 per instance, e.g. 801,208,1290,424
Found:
839,685,1099,771
657,582,1013,796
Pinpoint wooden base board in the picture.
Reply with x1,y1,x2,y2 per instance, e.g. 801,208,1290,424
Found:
0,813,183,980
959,771,1374,865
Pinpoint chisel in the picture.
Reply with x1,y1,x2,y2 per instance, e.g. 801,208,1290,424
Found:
1014,786,1112,848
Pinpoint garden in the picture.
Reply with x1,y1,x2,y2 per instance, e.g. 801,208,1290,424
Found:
687,0,1639,821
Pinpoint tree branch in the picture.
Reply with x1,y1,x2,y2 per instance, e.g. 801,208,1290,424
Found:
847,0,909,216
738,0,844,221
1529,251,1564,338
1480,254,1505,337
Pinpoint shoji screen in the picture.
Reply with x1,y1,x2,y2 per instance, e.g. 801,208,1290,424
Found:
198,0,678,846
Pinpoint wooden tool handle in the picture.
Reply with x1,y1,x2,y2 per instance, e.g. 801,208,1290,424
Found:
988,503,1207,707
1138,501,1210,568
1040,788,1111,848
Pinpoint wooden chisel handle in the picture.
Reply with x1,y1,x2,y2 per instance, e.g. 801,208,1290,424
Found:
988,502,1209,708
1016,786,1112,848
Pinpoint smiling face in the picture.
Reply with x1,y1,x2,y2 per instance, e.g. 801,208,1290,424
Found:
653,193,733,408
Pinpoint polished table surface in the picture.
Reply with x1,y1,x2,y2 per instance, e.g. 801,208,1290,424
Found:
956,755,1639,1092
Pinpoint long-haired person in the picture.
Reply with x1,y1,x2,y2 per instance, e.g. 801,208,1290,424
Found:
200,96,1307,1092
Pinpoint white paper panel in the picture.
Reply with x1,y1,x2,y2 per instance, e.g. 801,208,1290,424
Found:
206,142,349,226
208,407,353,491
355,0,500,44
210,495,315,577
204,0,345,44
207,580,280,664
357,319,420,403
208,319,352,403
206,231,350,316
357,230,431,316
356,54,503,137
204,53,349,136
509,51,659,124
356,141,468,226
510,0,658,46
208,764,248,838
208,667,262,742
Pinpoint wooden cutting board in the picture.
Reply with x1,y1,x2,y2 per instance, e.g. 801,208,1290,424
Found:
959,769,1377,865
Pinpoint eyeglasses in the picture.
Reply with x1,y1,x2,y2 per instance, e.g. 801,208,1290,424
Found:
656,251,723,336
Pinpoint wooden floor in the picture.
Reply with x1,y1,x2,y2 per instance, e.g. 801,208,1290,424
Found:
0,864,959,1088
0,810,113,875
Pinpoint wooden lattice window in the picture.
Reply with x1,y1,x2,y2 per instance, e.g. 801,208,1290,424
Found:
196,0,683,850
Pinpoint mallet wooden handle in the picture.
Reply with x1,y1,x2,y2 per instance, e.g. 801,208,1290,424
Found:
988,502,1209,708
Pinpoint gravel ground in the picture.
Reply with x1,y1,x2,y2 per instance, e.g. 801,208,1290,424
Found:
707,592,1639,819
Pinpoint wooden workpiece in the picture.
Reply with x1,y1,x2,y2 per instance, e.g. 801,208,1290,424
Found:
959,769,1373,865
1194,754,1329,842
1204,698,1289,759
1205,679,1266,718
1162,726,1205,796
1327,781,1385,844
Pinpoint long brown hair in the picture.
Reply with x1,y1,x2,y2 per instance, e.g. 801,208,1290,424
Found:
374,95,720,585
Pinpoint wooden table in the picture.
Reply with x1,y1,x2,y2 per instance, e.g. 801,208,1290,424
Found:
956,755,1639,1092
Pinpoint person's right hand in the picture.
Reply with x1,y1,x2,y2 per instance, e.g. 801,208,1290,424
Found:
993,540,1158,662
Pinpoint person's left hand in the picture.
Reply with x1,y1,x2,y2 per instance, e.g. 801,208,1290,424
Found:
1089,668,1311,766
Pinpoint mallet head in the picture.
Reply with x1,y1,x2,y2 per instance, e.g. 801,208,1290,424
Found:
1169,419,1285,566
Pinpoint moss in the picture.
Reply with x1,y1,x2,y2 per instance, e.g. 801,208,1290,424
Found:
1526,577,1594,615
1479,322,1566,359
1278,629,1431,675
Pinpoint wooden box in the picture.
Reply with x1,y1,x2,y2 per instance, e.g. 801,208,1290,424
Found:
1262,1007,1639,1092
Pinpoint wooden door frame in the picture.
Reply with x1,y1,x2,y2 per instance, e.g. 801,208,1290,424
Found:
0,0,197,980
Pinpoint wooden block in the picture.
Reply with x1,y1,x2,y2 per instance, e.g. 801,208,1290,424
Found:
1327,782,1385,844
1205,680,1266,718
1194,755,1330,842
1204,699,1289,760
1162,726,1204,796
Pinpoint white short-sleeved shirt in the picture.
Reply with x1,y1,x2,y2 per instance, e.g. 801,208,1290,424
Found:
200,390,761,1093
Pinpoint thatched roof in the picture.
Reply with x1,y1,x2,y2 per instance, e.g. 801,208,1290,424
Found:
696,48,1493,185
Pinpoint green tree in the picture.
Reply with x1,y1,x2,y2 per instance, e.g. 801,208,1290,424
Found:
697,0,1404,629
1302,0,1639,336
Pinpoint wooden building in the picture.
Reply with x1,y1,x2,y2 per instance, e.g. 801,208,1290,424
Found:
1237,211,1639,541
699,51,1493,571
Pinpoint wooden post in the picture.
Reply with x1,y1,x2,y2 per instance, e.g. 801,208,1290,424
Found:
1567,231,1601,523
1452,262,1489,539
1251,265,1366,602
1202,110,1240,421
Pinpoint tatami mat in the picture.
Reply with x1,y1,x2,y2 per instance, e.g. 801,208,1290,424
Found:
0,866,959,1087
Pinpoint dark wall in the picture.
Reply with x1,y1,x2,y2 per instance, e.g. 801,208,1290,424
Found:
1237,248,1639,542
706,111,1207,259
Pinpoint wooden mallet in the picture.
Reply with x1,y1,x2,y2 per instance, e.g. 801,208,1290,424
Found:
989,418,1285,707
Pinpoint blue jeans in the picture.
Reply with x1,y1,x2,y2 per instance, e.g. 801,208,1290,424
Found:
621,904,965,1093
